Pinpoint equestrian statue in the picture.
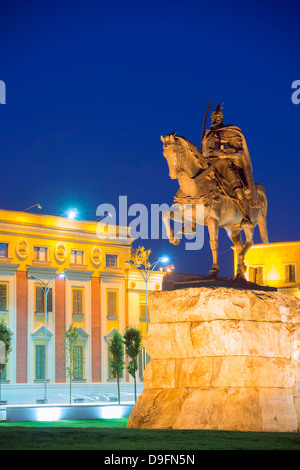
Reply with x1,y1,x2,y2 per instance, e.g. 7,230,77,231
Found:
161,103,269,279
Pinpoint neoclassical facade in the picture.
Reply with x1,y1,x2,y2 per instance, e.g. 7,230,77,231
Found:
0,209,164,392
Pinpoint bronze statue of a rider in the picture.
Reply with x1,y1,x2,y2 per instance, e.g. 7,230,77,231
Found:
201,103,258,227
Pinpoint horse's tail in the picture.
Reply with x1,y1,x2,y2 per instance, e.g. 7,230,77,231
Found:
256,184,269,244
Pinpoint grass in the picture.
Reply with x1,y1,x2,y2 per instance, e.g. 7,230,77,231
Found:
0,419,300,450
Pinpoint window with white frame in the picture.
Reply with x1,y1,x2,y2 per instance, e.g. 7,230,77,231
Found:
35,285,53,313
0,283,8,311
34,246,48,261
71,250,84,265
105,254,118,268
73,344,84,380
72,287,84,316
35,344,45,380
107,290,118,319
0,243,8,258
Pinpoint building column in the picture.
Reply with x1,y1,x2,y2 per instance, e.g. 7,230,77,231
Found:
91,276,101,382
16,270,28,383
55,276,66,382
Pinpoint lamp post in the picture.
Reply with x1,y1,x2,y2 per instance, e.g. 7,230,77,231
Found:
125,256,170,333
60,209,78,219
22,203,42,212
96,212,112,221
28,272,65,403
159,264,175,274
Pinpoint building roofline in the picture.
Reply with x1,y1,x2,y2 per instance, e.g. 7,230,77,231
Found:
0,208,129,228
0,208,133,243
231,240,300,250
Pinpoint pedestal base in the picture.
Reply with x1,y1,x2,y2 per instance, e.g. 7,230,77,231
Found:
128,287,300,432
128,387,297,432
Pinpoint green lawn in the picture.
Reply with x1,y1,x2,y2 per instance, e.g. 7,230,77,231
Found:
0,419,300,450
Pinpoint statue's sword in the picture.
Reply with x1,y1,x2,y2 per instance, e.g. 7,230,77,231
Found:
200,100,212,156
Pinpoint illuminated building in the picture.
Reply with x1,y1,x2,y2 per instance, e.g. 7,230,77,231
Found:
234,241,300,298
0,209,164,401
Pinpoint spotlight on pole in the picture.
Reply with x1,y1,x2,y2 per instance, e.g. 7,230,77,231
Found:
61,209,78,219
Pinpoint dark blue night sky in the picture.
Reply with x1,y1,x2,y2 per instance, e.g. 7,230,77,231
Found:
0,0,299,276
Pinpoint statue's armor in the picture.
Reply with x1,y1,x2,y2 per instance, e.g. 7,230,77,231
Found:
202,124,258,207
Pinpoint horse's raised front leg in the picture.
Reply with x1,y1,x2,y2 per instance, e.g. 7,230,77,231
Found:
206,216,220,277
162,208,180,245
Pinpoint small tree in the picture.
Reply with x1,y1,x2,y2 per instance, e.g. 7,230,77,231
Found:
0,320,13,404
63,324,80,404
123,326,142,403
130,246,151,269
109,331,125,404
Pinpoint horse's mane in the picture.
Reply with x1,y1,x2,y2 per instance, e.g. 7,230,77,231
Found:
173,134,204,167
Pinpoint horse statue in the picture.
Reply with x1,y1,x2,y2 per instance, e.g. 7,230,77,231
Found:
160,131,269,279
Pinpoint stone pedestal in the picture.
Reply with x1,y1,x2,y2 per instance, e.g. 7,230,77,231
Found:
127,287,300,432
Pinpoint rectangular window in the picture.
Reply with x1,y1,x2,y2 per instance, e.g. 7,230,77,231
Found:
0,283,8,311
34,246,48,261
249,266,264,285
0,243,8,258
139,294,147,319
285,264,296,283
71,250,84,265
72,288,84,316
105,254,118,268
107,290,118,319
35,344,45,380
35,285,52,313
73,345,84,379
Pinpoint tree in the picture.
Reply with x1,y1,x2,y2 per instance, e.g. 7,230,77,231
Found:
0,320,13,404
63,324,80,404
109,331,125,404
130,246,151,269
123,326,142,403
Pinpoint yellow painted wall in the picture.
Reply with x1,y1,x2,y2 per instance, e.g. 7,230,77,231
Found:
0,209,132,275
234,241,300,298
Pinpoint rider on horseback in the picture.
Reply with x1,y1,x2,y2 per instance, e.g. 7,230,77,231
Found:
202,104,258,227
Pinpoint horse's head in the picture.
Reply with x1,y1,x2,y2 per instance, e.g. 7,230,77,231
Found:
160,133,182,179
161,133,203,180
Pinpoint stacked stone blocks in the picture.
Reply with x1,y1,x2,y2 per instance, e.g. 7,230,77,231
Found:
128,287,300,432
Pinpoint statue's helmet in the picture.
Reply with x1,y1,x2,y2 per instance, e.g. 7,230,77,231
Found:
210,103,224,124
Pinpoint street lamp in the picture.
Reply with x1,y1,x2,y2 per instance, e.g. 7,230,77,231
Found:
96,212,112,221
125,256,170,333
22,203,42,212
28,272,65,403
61,209,78,219
160,264,175,273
